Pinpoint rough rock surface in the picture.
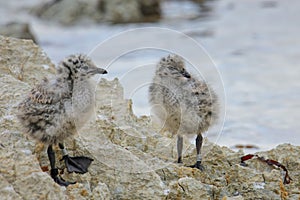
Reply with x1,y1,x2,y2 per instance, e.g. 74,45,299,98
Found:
0,22,37,44
0,35,300,199
32,0,161,25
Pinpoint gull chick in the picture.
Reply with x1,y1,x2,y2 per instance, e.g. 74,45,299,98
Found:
17,54,107,186
149,54,218,170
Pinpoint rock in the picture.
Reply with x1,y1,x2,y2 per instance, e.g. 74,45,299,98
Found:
0,35,66,199
92,182,111,199
140,0,161,20
32,0,102,26
32,0,160,25
167,177,211,199
0,35,299,199
0,35,55,84
100,0,140,23
13,172,65,199
0,22,37,44
101,0,161,23
0,174,22,200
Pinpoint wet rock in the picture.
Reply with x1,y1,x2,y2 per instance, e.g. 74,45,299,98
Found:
100,0,140,23
32,0,160,25
140,0,161,20
0,35,299,199
32,0,102,26
0,22,37,44
101,0,161,23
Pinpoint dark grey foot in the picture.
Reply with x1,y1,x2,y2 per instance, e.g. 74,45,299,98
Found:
189,161,205,171
177,157,182,164
62,155,93,174
50,168,76,187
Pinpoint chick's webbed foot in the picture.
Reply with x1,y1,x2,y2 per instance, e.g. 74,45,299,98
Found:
59,143,93,174
50,168,76,187
62,155,93,174
189,161,205,171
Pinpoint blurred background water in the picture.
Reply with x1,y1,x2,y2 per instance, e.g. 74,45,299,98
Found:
1,0,299,153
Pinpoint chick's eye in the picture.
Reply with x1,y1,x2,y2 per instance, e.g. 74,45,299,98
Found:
82,66,88,70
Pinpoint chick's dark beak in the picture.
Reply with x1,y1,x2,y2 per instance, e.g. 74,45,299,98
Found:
99,68,108,74
183,71,191,78
89,68,107,75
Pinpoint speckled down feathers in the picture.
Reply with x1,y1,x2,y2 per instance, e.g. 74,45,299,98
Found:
17,77,73,144
149,54,218,136
17,54,102,144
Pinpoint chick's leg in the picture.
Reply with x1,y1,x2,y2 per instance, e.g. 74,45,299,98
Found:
177,135,183,163
47,145,75,186
189,134,204,171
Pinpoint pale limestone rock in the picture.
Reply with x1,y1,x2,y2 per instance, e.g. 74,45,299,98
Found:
0,35,66,199
167,177,211,199
73,130,166,199
0,35,55,84
13,172,65,199
223,196,245,200
92,182,111,200
0,175,22,200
